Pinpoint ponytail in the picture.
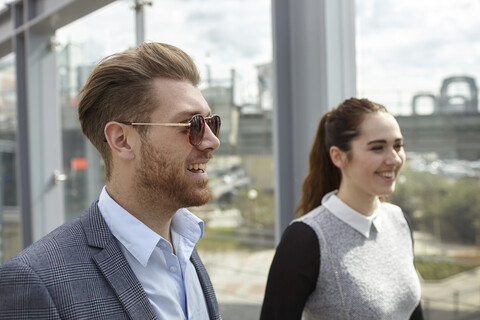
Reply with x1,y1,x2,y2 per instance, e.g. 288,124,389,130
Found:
295,113,341,216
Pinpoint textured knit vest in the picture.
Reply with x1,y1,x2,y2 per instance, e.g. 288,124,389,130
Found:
295,202,421,320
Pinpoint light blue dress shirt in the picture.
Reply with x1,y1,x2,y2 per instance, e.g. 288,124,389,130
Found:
98,187,209,320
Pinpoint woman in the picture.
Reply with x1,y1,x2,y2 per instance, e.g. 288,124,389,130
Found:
260,98,423,319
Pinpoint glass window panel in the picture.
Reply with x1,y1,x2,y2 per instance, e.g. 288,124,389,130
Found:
356,0,480,317
56,1,135,222
0,53,21,263
145,0,273,316
52,1,273,316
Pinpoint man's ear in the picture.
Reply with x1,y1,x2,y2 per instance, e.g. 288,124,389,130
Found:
104,122,136,160
329,146,347,169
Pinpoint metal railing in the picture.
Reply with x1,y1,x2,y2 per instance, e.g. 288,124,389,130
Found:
423,287,480,320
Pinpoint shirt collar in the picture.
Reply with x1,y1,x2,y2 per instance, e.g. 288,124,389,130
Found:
322,190,383,238
172,208,204,242
171,208,204,273
98,187,204,267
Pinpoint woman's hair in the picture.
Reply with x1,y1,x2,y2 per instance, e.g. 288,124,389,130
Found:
78,42,200,180
295,98,390,216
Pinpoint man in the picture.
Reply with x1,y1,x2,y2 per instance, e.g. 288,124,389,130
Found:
0,42,222,320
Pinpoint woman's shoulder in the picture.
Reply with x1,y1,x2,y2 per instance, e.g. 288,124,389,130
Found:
291,205,342,237
282,221,318,243
293,205,329,223
380,201,412,232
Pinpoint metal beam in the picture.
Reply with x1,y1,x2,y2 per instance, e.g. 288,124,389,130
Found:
13,29,32,246
0,0,116,59
1,0,116,246
134,0,152,46
272,0,357,242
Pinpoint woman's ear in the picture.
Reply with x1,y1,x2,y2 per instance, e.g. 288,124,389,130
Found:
104,122,136,160
329,146,347,169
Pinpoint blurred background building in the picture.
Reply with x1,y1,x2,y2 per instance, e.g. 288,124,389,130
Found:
0,0,479,318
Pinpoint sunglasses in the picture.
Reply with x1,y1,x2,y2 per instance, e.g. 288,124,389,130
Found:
120,114,221,146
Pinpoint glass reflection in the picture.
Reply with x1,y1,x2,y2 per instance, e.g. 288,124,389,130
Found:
145,0,274,315
55,0,273,316
56,1,135,221
0,53,21,262
356,0,480,317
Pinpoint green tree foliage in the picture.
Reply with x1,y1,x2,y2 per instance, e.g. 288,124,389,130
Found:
391,165,480,245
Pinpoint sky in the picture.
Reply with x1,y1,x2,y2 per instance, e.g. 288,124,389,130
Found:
356,0,480,114
53,0,271,105
2,0,480,114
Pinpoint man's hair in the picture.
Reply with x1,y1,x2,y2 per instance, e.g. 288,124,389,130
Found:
78,42,200,180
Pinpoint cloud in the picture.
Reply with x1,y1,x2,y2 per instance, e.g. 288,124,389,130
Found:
141,0,271,88
150,0,271,61
356,0,480,113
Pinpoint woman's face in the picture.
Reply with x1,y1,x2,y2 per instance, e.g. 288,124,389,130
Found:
338,112,405,201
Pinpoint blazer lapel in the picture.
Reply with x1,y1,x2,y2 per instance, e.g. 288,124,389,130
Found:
190,248,222,320
82,202,156,320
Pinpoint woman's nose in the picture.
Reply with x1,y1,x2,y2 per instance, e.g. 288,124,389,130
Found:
386,148,404,166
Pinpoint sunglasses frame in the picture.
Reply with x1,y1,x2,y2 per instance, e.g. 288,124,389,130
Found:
119,114,221,146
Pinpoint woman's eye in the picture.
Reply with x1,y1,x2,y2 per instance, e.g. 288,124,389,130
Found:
395,144,404,150
371,146,383,151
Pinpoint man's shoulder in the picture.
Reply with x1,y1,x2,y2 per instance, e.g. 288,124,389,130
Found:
4,218,83,267
1,203,101,270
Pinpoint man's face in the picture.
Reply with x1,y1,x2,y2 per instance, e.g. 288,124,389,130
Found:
132,78,220,210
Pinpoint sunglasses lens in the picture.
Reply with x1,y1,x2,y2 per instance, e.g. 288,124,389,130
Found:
207,115,221,137
189,115,205,146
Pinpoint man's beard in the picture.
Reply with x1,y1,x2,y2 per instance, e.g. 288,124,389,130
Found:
133,139,212,211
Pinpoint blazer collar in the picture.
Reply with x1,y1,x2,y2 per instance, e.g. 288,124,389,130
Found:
81,201,222,320
81,201,157,320
81,201,114,248
191,249,222,320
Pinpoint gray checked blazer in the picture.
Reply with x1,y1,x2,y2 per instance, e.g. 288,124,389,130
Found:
0,201,222,320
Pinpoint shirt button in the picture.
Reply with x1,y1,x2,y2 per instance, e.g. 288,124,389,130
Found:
169,266,177,273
